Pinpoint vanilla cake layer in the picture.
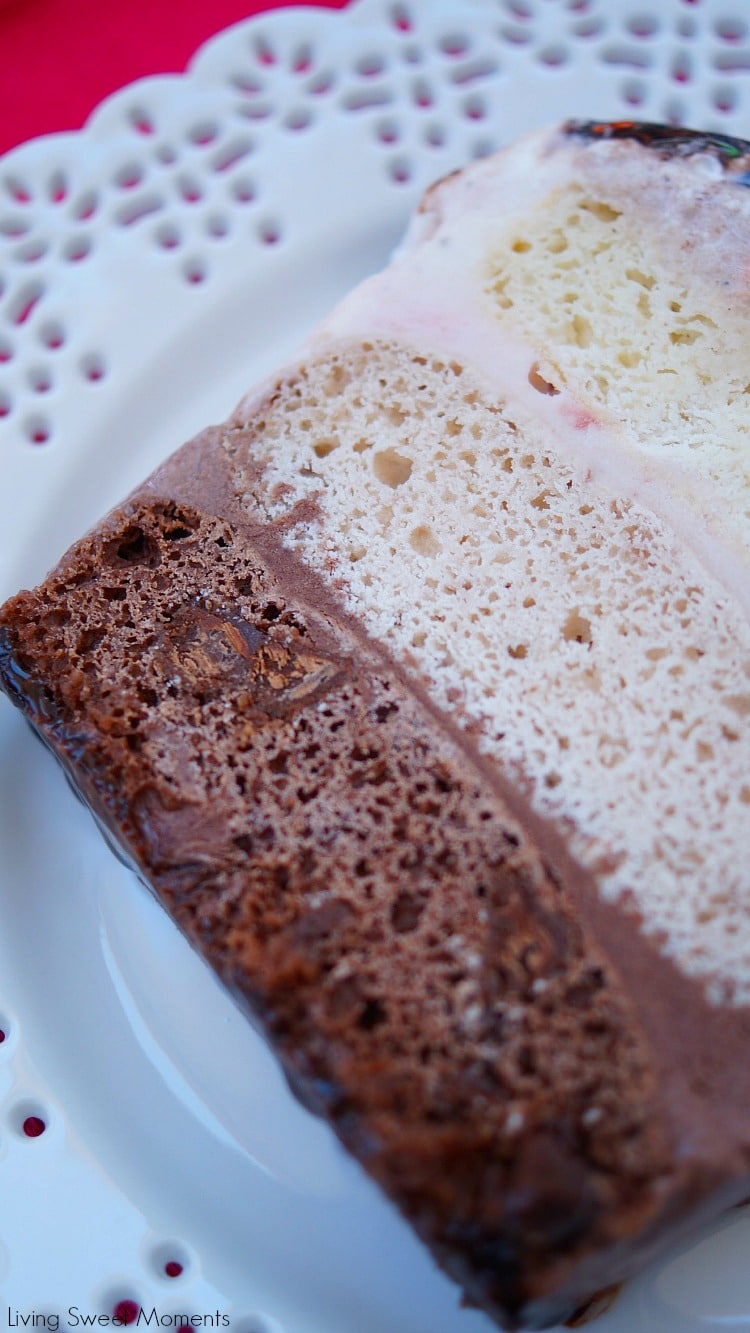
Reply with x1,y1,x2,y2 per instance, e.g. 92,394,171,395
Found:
228,122,750,1004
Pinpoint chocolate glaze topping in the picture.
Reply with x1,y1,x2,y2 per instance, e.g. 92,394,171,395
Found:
565,118,750,180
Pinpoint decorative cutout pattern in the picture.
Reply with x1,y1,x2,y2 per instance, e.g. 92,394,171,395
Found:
1,1,749,1328
0,0,748,446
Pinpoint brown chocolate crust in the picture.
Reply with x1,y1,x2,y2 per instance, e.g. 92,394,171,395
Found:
2,424,750,1328
564,118,750,178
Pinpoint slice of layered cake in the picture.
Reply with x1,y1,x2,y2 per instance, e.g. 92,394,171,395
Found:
1,121,750,1329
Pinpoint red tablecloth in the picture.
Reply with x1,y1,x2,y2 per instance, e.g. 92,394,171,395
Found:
0,0,349,158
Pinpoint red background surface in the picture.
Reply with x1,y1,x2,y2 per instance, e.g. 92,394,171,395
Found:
0,0,350,158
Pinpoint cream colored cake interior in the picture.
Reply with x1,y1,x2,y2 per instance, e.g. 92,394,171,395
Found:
227,134,750,1003
484,179,750,570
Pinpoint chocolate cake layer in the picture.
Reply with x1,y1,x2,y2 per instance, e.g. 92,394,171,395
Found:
1,433,749,1329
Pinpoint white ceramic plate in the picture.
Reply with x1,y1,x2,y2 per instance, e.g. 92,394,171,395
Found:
2,1,750,1328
